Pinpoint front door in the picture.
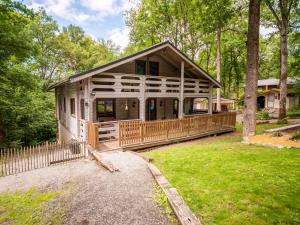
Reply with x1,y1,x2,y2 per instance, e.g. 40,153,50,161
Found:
147,98,157,120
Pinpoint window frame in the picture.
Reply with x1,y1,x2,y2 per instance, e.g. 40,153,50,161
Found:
63,97,66,113
70,98,76,117
135,60,147,75
96,99,116,119
149,61,159,76
80,99,85,120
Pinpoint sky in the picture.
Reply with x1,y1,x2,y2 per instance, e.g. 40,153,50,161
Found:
19,0,275,51
19,0,138,50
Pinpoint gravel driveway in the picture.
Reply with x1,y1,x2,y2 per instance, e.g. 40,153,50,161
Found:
0,151,172,225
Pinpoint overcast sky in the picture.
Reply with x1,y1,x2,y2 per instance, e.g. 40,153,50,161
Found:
19,0,138,50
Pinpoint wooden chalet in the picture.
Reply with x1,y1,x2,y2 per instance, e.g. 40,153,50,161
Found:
49,41,236,150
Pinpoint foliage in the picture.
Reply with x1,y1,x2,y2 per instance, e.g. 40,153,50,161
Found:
289,132,300,141
126,0,299,101
144,128,300,225
0,188,63,225
277,117,288,124
272,131,283,137
257,111,270,120
236,122,287,135
0,0,56,147
287,106,300,118
0,1,118,147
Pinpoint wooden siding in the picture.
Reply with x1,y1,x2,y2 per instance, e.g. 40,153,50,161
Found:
107,55,181,77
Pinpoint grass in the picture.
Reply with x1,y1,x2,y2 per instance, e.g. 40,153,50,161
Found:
235,123,287,134
0,188,65,225
153,184,178,224
144,124,300,225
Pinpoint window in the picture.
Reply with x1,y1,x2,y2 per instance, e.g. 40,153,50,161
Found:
70,98,75,116
173,99,179,115
63,98,66,113
149,61,159,76
80,99,85,119
136,60,146,75
96,99,115,119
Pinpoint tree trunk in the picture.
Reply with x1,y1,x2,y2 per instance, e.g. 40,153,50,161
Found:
243,0,260,140
216,28,221,112
278,2,288,120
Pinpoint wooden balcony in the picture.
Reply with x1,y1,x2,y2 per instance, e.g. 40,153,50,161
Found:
90,72,211,99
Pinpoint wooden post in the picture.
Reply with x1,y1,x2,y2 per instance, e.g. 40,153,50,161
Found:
139,76,146,121
94,124,99,148
208,83,213,114
46,141,49,166
179,61,184,118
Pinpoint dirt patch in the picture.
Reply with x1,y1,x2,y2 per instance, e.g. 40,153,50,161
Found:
249,132,300,148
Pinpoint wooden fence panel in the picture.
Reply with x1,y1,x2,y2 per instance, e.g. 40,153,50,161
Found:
0,141,86,177
119,112,236,147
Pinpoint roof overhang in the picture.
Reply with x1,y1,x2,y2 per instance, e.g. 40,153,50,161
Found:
48,41,221,90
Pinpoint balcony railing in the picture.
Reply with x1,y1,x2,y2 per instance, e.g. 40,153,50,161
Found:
90,72,210,98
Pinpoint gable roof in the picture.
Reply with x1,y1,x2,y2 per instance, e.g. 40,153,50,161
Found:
48,40,221,89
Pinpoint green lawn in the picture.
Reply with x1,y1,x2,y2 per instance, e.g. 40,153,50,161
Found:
144,124,300,225
0,188,65,225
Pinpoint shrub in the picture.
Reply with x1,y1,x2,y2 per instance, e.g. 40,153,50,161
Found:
277,118,288,124
272,131,283,137
289,132,300,141
257,111,270,120
287,107,300,118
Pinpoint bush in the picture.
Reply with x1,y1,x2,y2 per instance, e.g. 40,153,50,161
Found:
287,107,300,118
257,111,270,120
289,132,300,141
277,118,288,124
272,131,283,137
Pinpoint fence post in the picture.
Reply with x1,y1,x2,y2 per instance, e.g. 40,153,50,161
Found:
94,124,99,148
46,141,49,166
84,142,88,158
141,121,144,143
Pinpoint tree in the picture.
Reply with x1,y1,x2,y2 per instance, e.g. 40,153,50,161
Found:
200,0,235,111
243,0,261,140
125,0,205,60
264,0,299,119
0,1,57,147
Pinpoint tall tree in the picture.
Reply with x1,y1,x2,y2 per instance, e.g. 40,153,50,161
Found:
201,0,234,111
264,0,299,119
243,0,261,140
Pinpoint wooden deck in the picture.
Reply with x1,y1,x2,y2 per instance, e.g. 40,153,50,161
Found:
88,112,236,151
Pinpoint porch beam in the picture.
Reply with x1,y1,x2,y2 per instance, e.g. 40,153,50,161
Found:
179,61,184,118
139,76,146,121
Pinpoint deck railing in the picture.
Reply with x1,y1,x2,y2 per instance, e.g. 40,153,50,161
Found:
98,121,119,142
119,112,236,147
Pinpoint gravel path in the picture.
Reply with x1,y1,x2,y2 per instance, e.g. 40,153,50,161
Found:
0,151,172,225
